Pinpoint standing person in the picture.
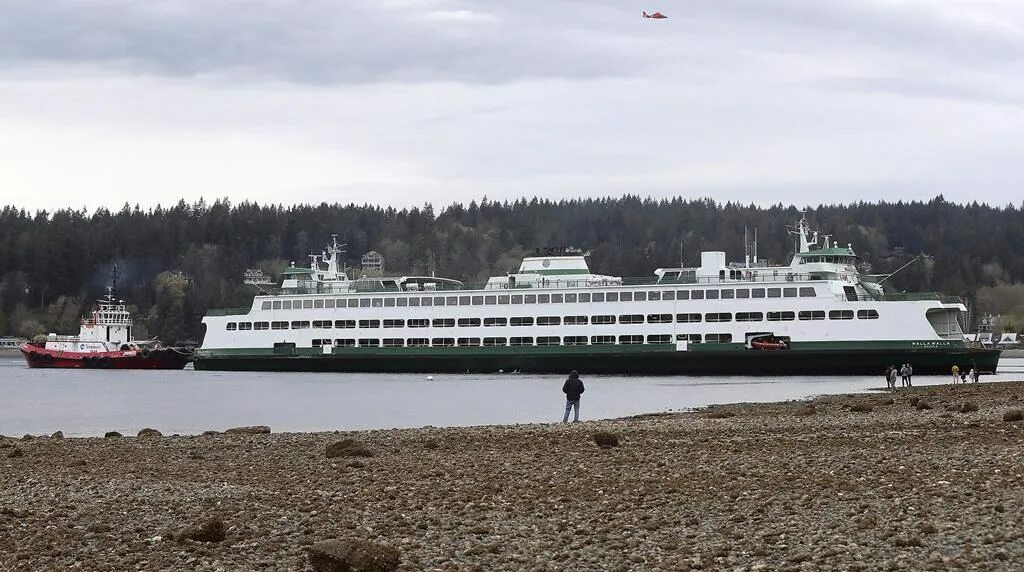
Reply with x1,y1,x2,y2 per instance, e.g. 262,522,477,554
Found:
885,365,894,390
951,364,960,384
888,365,898,391
906,363,913,387
970,368,979,383
562,370,585,423
899,364,909,387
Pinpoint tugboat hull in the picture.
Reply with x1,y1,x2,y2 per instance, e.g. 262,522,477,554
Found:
20,344,191,370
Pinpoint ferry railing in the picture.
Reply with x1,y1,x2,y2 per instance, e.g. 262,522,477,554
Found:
206,308,251,316
841,293,963,304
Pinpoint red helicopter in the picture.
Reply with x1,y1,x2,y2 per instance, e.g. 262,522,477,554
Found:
643,11,668,19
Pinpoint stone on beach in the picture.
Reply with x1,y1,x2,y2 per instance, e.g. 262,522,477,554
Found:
308,539,400,572
175,517,226,543
593,431,619,448
224,425,271,435
1003,409,1024,422
137,428,163,438
849,403,873,413
960,402,979,413
50,431,64,439
7,447,23,458
104,431,123,438
326,438,373,458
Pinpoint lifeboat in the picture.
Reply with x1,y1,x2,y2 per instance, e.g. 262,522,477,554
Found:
750,338,788,351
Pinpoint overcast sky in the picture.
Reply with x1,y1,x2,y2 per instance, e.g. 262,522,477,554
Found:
1,0,1022,212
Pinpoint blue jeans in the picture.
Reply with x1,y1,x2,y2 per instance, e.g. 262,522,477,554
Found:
563,399,580,422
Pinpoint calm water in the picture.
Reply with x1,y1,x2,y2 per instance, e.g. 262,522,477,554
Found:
2,355,1022,437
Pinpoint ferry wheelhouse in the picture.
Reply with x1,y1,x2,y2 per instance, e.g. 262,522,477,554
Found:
193,221,1000,375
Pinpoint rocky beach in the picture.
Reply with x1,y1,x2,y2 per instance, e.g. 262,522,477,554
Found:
3,381,1024,571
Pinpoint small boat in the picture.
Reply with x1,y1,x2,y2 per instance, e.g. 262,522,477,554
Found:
20,288,192,370
750,337,788,351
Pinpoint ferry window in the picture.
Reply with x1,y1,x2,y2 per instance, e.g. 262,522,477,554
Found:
383,319,405,328
335,320,356,329
783,288,798,298
706,333,733,343
647,334,672,344
706,313,732,323
483,337,507,347
271,321,288,330
472,296,484,305
421,297,433,307
300,300,311,309
483,317,507,327
736,312,763,322
433,297,446,306
677,334,702,343
767,288,782,298
384,298,395,307
648,291,661,301
447,296,459,305
619,314,644,324
524,294,537,304
282,301,292,310
498,295,510,305
591,335,615,345
829,310,855,320
767,311,795,322
397,298,408,307
432,318,455,328
619,335,644,345
458,337,481,347
537,294,550,304
335,339,356,347
510,317,534,326
588,293,601,302
691,290,705,300
721,289,735,300
355,298,368,308
677,313,702,323
359,339,380,347
312,320,332,329
565,293,578,303
359,319,381,328
226,322,237,331
662,291,675,301
345,299,357,308
537,316,561,326
751,288,766,298
537,336,560,346
383,338,404,348
485,295,497,305
407,338,429,347
312,339,324,347
460,296,472,305
564,336,588,346
647,314,672,324
511,295,524,304
857,309,880,320
314,299,324,309
432,338,455,347
706,290,719,300
510,337,533,346
677,290,690,300
409,298,420,307
458,318,481,327
592,315,616,325
291,321,311,329
606,292,619,302
552,293,565,303
799,311,826,321
262,301,272,310
620,292,633,302
254,322,270,330
736,289,750,299
564,315,588,325
799,287,816,298
272,301,282,310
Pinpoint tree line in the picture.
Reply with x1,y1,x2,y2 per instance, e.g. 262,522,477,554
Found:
1,195,1023,342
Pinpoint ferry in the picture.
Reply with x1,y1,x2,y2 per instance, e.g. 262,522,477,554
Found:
193,219,1000,375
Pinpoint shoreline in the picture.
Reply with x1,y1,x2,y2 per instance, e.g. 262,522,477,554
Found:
4,380,1024,570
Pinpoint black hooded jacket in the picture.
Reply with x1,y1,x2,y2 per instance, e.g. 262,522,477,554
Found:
562,373,585,401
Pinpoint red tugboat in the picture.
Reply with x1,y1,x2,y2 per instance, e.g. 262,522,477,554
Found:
20,288,192,369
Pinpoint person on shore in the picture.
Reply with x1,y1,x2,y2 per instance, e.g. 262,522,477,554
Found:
899,364,909,387
951,364,959,384
887,365,898,391
970,368,978,383
562,370,585,423
906,363,913,387
885,365,895,390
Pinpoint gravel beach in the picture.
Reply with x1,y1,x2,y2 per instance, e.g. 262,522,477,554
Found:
3,381,1024,571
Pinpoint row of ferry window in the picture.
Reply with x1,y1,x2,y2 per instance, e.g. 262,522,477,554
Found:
259,287,818,311
226,310,879,330
309,333,734,348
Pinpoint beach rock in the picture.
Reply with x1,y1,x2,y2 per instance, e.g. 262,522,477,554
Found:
326,438,373,458
915,400,933,411
1003,409,1023,422
794,405,817,416
68,459,87,467
593,431,620,449
308,539,400,572
849,403,873,413
51,431,64,439
0,440,13,449
908,397,920,407
706,410,736,419
201,430,221,436
21,434,34,441
104,431,123,438
960,402,979,413
7,447,24,458
176,517,226,543
137,428,162,438
225,425,271,435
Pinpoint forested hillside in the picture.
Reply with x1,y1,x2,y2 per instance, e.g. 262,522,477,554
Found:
1,195,1023,341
